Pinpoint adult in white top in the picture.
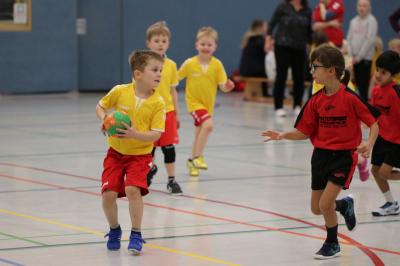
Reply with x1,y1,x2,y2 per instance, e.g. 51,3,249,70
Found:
347,0,378,101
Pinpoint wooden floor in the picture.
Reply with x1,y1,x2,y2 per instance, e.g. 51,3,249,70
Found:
0,91,399,266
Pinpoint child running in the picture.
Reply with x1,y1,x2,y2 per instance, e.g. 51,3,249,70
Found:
262,45,380,259
370,50,400,216
178,26,235,176
145,21,183,195
96,50,166,254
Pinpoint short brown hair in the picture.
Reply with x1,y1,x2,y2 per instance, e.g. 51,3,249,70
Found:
310,45,345,80
196,26,218,43
146,21,170,41
128,50,164,73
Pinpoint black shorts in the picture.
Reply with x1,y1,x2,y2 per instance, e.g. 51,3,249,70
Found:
311,148,357,190
371,136,400,168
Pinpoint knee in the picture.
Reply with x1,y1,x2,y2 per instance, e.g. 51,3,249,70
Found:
202,121,213,133
125,186,141,199
161,145,176,163
102,190,117,204
371,166,380,178
379,168,391,180
319,201,334,214
311,205,322,215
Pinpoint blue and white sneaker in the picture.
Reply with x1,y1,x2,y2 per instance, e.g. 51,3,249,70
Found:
372,201,400,216
340,195,356,231
314,242,341,260
104,227,122,250
128,232,146,255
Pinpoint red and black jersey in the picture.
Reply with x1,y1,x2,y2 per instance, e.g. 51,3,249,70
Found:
295,84,380,150
371,82,400,144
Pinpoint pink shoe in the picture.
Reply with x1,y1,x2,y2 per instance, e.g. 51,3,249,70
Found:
358,158,369,182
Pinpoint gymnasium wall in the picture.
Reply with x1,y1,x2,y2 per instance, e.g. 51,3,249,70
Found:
0,0,398,93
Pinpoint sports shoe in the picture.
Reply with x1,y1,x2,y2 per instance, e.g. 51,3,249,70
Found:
147,164,158,187
372,201,400,216
186,159,199,176
128,232,146,255
314,242,341,259
104,226,122,250
357,158,369,182
275,108,287,117
193,156,208,170
340,195,357,231
167,179,183,195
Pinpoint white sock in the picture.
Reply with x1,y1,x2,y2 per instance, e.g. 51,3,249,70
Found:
383,191,394,203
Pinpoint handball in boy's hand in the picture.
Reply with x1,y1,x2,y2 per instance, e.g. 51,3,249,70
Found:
103,111,131,136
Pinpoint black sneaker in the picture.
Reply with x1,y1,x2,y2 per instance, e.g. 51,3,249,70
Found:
314,242,341,259
147,164,158,187
340,195,356,231
167,179,183,195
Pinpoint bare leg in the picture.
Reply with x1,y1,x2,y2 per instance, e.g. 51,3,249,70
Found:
319,182,342,227
311,189,324,215
102,190,119,228
379,163,400,180
372,165,390,193
191,126,201,158
165,162,175,177
192,119,213,158
125,186,143,230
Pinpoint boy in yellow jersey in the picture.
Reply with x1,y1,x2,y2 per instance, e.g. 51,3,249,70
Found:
145,21,182,195
96,50,166,254
179,27,235,176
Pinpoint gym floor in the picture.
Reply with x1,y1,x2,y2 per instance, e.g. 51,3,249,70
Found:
0,92,399,266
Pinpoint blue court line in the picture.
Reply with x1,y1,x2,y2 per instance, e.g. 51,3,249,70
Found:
0,258,25,266
0,219,399,252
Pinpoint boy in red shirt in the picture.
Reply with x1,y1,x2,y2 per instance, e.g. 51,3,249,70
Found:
370,50,400,216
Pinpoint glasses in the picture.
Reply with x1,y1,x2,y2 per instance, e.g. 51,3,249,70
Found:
310,64,327,74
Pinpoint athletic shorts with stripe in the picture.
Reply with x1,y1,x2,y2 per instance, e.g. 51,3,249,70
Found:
311,148,358,190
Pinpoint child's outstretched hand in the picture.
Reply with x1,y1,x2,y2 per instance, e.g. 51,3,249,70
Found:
357,141,372,158
115,122,137,138
224,79,235,91
261,130,283,142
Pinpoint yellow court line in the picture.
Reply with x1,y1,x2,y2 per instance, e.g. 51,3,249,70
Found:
0,208,240,266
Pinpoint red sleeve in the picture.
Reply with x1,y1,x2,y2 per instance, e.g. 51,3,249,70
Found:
352,94,379,127
295,98,318,136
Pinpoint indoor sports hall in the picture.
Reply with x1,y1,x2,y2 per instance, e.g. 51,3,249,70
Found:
1,0,399,265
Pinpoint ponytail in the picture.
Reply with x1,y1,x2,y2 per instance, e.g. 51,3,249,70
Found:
340,69,350,85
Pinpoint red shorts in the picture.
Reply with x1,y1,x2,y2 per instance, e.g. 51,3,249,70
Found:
154,111,179,147
191,109,211,127
101,148,152,197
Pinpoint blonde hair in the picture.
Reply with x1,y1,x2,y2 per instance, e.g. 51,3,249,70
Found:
388,38,400,52
146,21,170,41
128,50,164,74
196,26,218,43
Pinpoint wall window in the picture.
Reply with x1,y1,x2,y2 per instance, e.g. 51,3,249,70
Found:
0,0,31,31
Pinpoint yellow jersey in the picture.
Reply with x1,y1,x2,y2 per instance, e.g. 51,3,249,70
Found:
178,56,227,115
99,82,166,155
312,80,356,94
155,58,178,113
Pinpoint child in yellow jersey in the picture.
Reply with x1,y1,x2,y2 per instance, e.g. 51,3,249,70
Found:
178,27,235,176
96,50,166,254
388,38,400,84
145,21,183,195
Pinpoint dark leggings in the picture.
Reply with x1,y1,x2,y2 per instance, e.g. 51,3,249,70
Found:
273,45,306,110
353,60,372,101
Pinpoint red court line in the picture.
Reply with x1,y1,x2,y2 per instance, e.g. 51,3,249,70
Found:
0,163,389,264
